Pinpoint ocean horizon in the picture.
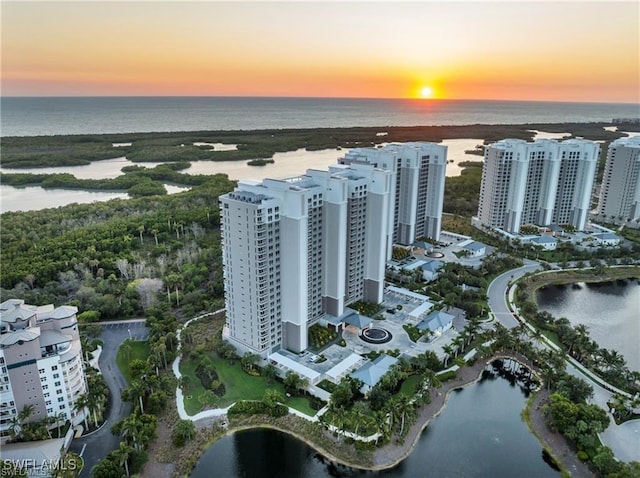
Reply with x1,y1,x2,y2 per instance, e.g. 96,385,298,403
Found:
1,96,638,137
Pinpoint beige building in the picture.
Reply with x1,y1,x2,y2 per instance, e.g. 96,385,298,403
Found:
0,300,88,442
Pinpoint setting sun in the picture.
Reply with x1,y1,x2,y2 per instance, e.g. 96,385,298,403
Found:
420,86,434,99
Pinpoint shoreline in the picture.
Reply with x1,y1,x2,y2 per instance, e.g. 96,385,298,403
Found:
521,267,640,307
182,356,571,475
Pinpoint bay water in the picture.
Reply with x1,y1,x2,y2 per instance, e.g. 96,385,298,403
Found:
2,97,637,137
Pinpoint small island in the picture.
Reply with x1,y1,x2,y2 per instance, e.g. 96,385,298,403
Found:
247,158,275,166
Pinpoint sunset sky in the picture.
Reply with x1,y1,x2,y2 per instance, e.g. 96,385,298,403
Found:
1,1,638,103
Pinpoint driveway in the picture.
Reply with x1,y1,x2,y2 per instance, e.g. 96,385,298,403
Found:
70,321,149,477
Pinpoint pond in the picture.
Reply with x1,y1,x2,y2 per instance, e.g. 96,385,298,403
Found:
536,279,640,372
191,368,557,478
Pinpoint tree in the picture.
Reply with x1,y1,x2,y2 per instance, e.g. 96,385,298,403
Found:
331,378,355,410
90,456,124,478
73,395,90,430
262,364,278,384
54,411,67,438
17,404,35,424
172,419,196,447
8,415,22,440
117,414,143,450
556,376,593,403
115,441,133,477
263,389,284,410
240,352,261,374
350,402,368,436
442,344,455,367
283,371,303,396
52,451,83,478
126,380,147,414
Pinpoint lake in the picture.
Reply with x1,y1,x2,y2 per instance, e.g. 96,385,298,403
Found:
191,371,557,478
536,280,640,372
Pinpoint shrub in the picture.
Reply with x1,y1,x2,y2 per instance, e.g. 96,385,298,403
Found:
437,370,457,382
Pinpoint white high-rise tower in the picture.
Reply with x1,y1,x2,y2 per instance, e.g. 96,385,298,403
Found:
220,164,392,356
597,136,640,222
475,138,599,234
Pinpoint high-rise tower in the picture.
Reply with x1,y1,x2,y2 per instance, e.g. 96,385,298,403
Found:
475,138,599,233
597,136,640,222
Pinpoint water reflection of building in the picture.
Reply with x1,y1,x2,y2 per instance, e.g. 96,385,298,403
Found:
0,300,88,442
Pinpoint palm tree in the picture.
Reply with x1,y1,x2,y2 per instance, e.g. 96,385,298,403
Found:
86,388,104,428
121,341,132,361
452,336,465,357
424,369,442,390
118,414,141,449
73,394,90,430
442,344,455,367
350,402,368,436
55,411,66,438
115,441,133,477
8,415,22,440
373,410,390,444
17,404,35,424
262,364,278,384
129,380,147,414
395,395,412,436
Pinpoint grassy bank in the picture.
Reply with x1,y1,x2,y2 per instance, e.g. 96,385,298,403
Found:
520,266,640,305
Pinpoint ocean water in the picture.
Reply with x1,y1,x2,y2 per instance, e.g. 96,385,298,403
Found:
1,96,638,137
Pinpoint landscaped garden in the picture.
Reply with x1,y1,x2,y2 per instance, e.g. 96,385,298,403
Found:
116,339,151,384
179,315,322,417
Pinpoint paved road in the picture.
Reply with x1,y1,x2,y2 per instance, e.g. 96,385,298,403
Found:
487,260,541,328
70,322,149,477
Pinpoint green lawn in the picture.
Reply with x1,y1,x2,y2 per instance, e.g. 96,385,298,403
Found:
116,340,150,384
179,352,319,416
398,374,422,397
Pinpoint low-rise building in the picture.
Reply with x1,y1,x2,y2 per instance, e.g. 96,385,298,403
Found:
529,235,558,251
350,354,399,394
417,310,454,338
421,260,444,282
462,241,486,257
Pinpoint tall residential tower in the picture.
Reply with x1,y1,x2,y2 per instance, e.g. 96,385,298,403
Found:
475,138,599,234
597,136,640,222
220,163,392,356
340,142,447,248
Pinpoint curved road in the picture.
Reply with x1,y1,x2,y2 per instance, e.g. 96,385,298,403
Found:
487,259,541,328
70,321,149,477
